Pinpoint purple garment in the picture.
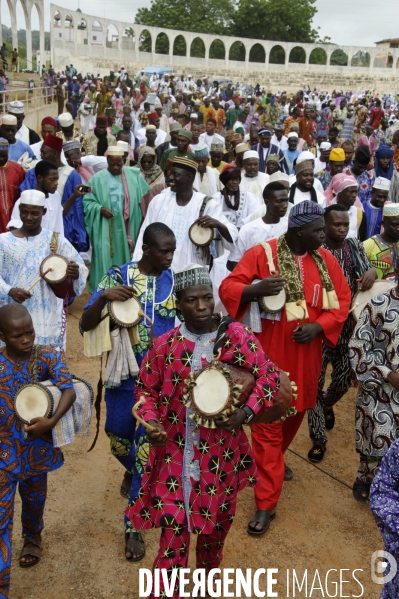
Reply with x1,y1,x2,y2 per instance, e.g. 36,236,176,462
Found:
370,440,399,598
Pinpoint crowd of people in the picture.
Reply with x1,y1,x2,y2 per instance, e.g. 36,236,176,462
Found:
1,66,399,598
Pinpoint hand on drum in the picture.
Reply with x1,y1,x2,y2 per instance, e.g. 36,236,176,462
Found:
256,275,286,297
102,285,136,302
66,261,80,280
25,415,54,436
147,420,167,446
292,322,322,344
215,408,246,432
357,268,377,292
194,216,219,230
8,288,32,303
100,207,114,219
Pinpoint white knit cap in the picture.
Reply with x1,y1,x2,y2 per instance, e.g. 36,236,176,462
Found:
107,145,125,156
243,150,259,161
320,141,332,150
296,151,316,164
116,140,129,152
19,190,46,207
1,114,17,126
7,100,24,114
270,172,290,183
373,177,391,192
58,113,74,127
287,132,298,139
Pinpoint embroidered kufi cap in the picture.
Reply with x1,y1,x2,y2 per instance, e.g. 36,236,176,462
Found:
270,172,290,183
63,140,80,152
373,177,391,192
174,264,212,292
267,153,280,163
211,143,224,152
288,200,324,228
235,143,248,154
383,203,399,216
58,113,74,127
172,156,198,175
7,100,24,114
107,145,125,156
0,138,9,151
1,114,17,126
194,145,209,158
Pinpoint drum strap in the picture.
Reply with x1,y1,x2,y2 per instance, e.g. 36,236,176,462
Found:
212,316,235,359
198,195,214,271
199,195,212,218
87,354,103,453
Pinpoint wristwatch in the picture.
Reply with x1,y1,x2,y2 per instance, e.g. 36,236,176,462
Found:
240,405,254,424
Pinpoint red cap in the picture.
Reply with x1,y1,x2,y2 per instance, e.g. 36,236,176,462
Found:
43,134,63,153
148,112,159,121
41,117,57,127
96,116,108,127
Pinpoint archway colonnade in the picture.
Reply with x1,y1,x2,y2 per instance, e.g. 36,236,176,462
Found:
0,0,45,70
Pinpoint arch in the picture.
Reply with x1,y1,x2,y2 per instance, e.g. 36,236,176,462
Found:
373,50,393,68
122,26,134,50
30,3,42,68
209,39,225,60
91,20,103,46
309,47,327,65
173,34,187,56
53,9,61,27
139,29,152,52
77,17,87,30
15,0,30,67
190,37,205,58
229,41,245,61
249,43,265,63
330,49,348,66
269,45,285,64
63,14,74,43
155,32,169,55
106,23,119,49
351,50,370,67
289,46,306,63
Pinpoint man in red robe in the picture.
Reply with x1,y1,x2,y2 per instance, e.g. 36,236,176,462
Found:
0,138,25,233
219,201,351,536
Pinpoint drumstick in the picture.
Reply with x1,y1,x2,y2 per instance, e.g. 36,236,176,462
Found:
348,302,359,314
295,299,307,327
132,397,167,435
25,268,53,292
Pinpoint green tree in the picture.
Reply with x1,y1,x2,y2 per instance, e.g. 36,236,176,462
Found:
330,49,348,66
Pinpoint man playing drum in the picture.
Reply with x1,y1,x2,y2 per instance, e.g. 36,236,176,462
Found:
220,201,351,536
81,223,180,563
125,264,280,599
363,203,399,280
307,205,376,463
0,190,88,348
0,304,76,595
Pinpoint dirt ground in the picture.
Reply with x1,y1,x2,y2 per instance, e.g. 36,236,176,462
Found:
9,290,384,599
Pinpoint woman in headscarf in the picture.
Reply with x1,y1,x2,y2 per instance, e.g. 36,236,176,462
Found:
326,173,367,240
371,145,399,203
138,146,165,217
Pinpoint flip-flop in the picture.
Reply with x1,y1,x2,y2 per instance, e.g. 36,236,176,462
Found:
247,510,276,537
19,534,41,568
352,480,371,503
125,531,145,562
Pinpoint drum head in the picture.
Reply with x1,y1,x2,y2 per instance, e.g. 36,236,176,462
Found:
41,255,68,283
352,280,395,320
109,296,141,327
192,367,230,418
189,223,213,247
259,288,286,314
14,383,52,424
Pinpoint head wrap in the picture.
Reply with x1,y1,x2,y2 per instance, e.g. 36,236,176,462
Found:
43,134,63,153
96,116,108,127
1,115,17,126
373,176,391,191
19,190,46,207
219,165,242,187
375,145,394,180
174,264,212,293
107,145,125,156
207,118,217,126
329,148,345,161
58,113,74,127
211,143,224,152
194,145,209,158
270,172,290,183
0,138,9,151
41,116,57,128
328,173,358,204
172,156,198,175
235,143,248,154
258,128,272,136
287,132,298,139
295,160,314,174
288,200,324,228
243,150,259,161
148,112,159,122
169,122,182,133
7,100,24,115
63,140,80,153
267,153,280,163
383,203,399,217
177,129,193,141
355,144,370,166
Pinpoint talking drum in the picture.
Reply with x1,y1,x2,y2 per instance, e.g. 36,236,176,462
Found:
251,371,297,424
40,254,75,299
14,383,53,424
189,222,213,247
107,295,142,328
351,279,396,322
258,288,286,314
184,361,255,428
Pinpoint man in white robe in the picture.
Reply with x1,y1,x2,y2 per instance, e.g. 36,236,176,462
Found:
193,145,221,196
240,150,270,203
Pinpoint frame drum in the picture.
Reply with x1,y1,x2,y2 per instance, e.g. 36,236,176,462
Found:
259,288,286,314
108,295,142,328
189,222,213,247
14,383,53,424
351,279,396,321
41,254,69,284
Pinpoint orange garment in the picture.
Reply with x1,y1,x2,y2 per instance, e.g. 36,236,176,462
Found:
283,116,301,136
214,107,226,134
199,105,216,125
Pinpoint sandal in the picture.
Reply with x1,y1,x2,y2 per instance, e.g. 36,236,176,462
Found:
120,471,133,499
125,531,145,562
352,480,371,503
247,509,276,537
19,534,41,568
284,465,293,481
